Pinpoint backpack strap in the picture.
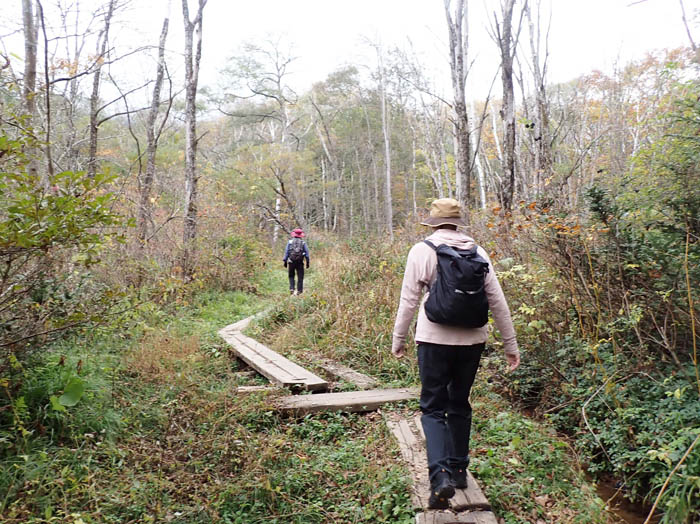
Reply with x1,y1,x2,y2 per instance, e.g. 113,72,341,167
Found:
423,240,437,250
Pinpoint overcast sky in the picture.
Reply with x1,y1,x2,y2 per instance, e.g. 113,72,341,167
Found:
1,0,697,100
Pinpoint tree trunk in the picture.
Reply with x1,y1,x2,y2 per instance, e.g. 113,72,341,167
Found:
469,102,487,209
496,0,517,211
444,0,472,221
87,0,116,179
22,0,39,180
139,15,170,248
378,45,394,241
181,0,207,279
525,0,552,197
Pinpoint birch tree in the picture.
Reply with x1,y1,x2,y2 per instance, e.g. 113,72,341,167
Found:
87,0,116,178
525,0,552,196
444,0,472,220
138,12,171,248
377,44,394,240
22,0,39,180
181,0,207,279
493,0,520,211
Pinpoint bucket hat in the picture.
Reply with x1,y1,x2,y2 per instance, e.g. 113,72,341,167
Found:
291,228,305,238
420,198,467,228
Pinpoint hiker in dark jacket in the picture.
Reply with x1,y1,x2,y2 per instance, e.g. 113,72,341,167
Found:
283,228,309,295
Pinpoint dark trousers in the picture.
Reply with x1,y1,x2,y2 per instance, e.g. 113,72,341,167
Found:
288,260,305,293
417,341,483,485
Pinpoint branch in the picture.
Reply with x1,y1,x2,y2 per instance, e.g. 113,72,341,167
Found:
97,105,151,127
49,46,152,85
643,432,700,524
97,80,153,116
678,0,698,52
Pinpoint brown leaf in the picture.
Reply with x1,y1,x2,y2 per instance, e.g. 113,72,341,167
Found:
535,494,550,506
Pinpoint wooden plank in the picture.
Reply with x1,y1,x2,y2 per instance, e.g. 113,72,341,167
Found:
219,330,328,391
387,419,414,464
316,357,378,389
416,511,498,524
414,413,426,441
416,511,480,524
387,417,427,508
276,387,419,415
388,415,432,509
235,385,277,394
413,416,491,511
454,472,490,511
471,511,499,524
223,308,270,333
451,488,471,511
234,370,259,378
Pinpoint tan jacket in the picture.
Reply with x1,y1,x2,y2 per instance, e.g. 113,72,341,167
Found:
392,228,519,356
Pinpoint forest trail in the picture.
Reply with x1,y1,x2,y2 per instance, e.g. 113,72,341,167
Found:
219,310,499,523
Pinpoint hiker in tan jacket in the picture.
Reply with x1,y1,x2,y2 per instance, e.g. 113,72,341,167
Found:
392,198,520,509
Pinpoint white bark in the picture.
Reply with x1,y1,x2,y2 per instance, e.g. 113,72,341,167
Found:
444,0,472,220
181,0,207,278
87,0,116,178
469,102,487,209
495,0,517,210
22,0,39,181
377,44,394,241
139,13,170,247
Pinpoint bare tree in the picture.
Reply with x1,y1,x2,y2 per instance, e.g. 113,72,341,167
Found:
87,0,116,178
377,43,394,240
444,0,473,220
181,0,207,279
525,0,552,196
678,0,698,57
138,13,171,248
22,0,39,180
493,0,523,211
22,0,38,121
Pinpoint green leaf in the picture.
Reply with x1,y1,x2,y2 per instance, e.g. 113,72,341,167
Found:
49,395,67,412
58,378,85,407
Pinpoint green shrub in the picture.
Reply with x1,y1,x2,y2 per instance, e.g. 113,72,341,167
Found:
0,128,125,362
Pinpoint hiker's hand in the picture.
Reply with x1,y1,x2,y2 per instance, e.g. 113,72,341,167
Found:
506,352,520,372
283,261,287,268
306,262,309,269
391,340,406,359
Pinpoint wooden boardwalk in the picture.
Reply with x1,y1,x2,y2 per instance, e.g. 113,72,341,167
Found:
218,314,413,412
386,414,497,524
219,311,496,521
219,326,328,391
275,387,419,415
315,357,378,389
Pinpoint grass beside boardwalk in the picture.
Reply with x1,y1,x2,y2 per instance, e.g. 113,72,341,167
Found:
1,273,415,524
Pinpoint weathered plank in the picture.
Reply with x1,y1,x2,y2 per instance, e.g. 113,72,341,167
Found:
276,387,419,415
414,413,426,440
315,357,378,389
412,416,491,511
387,417,427,508
219,329,327,391
415,510,497,524
234,370,259,379
234,385,278,394
223,308,270,333
450,471,490,511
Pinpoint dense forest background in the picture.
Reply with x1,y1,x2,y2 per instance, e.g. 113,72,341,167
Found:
1,1,699,523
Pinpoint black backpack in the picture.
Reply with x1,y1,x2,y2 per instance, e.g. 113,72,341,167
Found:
289,238,305,263
423,240,490,328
